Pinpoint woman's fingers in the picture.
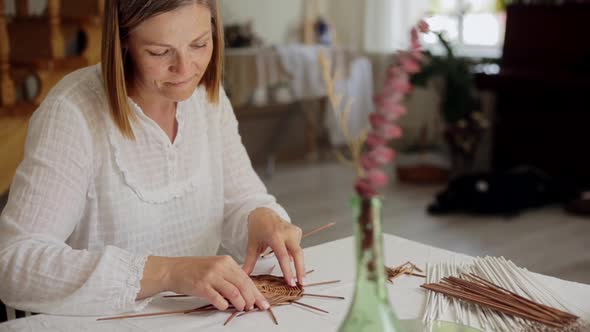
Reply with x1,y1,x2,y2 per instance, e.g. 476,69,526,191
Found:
267,225,305,286
223,259,271,311
246,216,306,288
253,286,270,311
286,239,306,285
242,273,270,311
225,267,258,311
202,285,230,311
228,266,270,311
242,244,260,276
270,241,296,286
168,255,272,312
240,270,270,310
214,279,246,311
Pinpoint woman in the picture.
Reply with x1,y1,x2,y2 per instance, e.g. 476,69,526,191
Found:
0,0,305,316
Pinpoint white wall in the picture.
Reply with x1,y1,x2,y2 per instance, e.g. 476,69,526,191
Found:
325,0,366,51
220,0,306,45
219,0,361,48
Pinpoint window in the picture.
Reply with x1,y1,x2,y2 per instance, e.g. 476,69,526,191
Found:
423,0,505,58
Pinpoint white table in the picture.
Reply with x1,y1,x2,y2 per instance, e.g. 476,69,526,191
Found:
1,234,589,331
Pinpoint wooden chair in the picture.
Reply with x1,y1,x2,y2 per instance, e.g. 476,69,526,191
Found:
60,0,103,65
0,0,15,108
9,0,66,64
7,0,102,105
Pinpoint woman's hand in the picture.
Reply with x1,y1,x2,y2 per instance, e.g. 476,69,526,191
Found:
138,255,270,312
242,208,305,286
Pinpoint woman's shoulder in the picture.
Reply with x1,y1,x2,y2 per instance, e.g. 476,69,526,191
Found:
44,64,104,104
36,64,105,119
29,65,106,140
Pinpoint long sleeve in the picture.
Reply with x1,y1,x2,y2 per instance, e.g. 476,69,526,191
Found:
219,90,291,262
0,97,151,316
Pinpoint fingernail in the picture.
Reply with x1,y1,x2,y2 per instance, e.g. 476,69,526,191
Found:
262,301,270,310
290,278,296,287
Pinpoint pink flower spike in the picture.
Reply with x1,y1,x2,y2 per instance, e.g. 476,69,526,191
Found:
399,52,421,74
410,28,421,51
373,94,383,104
378,102,407,121
365,133,386,148
370,146,395,165
411,28,418,42
411,49,425,62
373,94,387,108
390,78,412,94
367,169,389,188
369,113,387,129
355,178,377,197
376,90,402,105
386,70,411,94
379,123,403,140
360,155,379,170
386,92,404,104
388,65,403,77
412,39,421,52
418,20,430,33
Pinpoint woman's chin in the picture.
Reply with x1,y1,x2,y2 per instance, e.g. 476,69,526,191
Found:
161,81,198,101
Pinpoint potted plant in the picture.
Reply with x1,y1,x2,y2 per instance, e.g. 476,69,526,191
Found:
409,31,489,177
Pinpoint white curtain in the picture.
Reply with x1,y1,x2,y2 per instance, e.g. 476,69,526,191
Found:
364,0,430,53
325,57,375,146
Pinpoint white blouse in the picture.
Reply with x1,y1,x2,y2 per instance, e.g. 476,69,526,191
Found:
0,64,290,316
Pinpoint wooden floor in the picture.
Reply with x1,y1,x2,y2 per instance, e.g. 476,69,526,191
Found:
262,161,590,285
1,161,588,285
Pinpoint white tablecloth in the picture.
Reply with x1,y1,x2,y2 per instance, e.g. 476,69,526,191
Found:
1,234,589,331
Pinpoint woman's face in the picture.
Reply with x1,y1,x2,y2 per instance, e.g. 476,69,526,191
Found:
127,3,214,102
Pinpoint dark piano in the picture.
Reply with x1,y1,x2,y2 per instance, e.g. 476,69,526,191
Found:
476,2,590,188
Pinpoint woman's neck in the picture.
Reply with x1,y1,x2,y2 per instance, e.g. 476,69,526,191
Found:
129,87,176,118
129,84,178,143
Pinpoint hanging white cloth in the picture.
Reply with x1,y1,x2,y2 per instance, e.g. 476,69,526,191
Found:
275,45,328,101
324,57,375,146
274,45,375,146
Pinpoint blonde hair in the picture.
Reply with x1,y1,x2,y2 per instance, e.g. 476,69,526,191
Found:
101,0,224,139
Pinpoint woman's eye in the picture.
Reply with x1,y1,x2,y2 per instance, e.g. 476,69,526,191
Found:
191,43,207,49
148,49,169,56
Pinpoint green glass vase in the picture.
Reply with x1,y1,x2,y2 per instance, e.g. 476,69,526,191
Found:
338,196,402,332
338,196,483,332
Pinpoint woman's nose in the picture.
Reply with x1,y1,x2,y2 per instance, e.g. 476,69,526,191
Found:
169,52,190,76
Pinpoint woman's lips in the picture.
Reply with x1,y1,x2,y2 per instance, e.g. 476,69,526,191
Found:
167,76,195,87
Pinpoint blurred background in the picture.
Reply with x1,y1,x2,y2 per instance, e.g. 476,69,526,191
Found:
1,0,589,284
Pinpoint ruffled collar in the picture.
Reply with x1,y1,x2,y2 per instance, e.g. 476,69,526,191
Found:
105,87,210,204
